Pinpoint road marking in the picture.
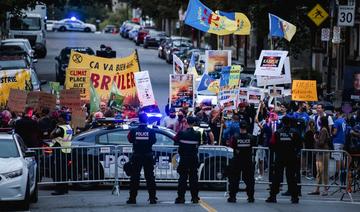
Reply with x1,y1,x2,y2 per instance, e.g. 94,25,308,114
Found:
199,199,217,212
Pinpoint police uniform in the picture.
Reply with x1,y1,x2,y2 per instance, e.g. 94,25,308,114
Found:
266,117,301,203
174,117,201,204
227,122,255,203
127,123,157,204
51,124,73,195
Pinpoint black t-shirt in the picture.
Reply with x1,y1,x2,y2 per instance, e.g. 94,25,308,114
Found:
14,117,41,148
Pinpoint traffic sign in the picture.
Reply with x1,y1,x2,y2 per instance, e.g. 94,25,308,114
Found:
338,5,355,26
321,28,330,41
332,26,341,44
307,4,329,26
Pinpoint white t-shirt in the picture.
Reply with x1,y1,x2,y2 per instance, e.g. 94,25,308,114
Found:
162,116,177,130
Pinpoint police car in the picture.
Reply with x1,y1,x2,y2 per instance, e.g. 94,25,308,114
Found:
53,18,96,32
0,133,38,210
70,119,232,189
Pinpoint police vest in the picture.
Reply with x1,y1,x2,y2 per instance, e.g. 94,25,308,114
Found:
279,132,293,143
51,125,73,154
236,138,251,148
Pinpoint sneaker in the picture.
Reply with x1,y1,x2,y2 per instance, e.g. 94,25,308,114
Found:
255,175,263,181
265,196,277,203
126,198,136,204
248,197,255,203
175,197,185,204
227,197,236,203
291,198,299,204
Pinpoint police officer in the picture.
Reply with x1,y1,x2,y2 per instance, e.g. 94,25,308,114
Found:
127,111,157,204
174,116,201,204
266,116,301,204
50,112,73,195
227,121,255,203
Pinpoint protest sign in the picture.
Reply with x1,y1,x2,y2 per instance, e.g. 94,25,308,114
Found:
292,80,318,101
205,50,232,74
68,50,140,106
0,69,31,107
49,81,60,95
173,54,184,74
255,50,288,76
134,71,156,107
71,109,86,130
229,65,242,88
247,89,264,104
169,74,194,108
268,86,284,97
256,57,292,86
26,91,56,112
65,68,90,101
60,88,82,110
7,89,27,113
238,87,248,100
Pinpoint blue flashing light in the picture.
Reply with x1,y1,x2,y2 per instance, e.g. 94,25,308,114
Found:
146,113,163,118
70,16,77,21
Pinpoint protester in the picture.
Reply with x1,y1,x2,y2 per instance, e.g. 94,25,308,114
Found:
174,110,189,133
162,108,177,130
209,108,222,144
332,107,346,181
14,107,42,148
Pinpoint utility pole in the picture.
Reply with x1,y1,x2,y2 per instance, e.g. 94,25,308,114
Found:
326,0,335,96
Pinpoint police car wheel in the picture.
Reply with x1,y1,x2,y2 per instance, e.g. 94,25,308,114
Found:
59,26,66,32
84,27,91,33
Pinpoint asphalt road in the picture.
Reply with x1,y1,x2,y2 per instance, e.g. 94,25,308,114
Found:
36,31,172,113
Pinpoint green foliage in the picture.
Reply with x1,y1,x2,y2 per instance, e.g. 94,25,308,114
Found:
99,9,129,30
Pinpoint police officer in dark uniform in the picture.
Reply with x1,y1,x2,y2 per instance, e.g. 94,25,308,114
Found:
266,116,301,204
174,116,201,204
127,111,157,204
227,121,256,203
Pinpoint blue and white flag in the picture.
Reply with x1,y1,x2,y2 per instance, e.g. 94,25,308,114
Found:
269,13,296,42
197,73,215,91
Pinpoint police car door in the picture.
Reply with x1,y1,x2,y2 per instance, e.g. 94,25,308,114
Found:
96,129,132,179
152,131,179,180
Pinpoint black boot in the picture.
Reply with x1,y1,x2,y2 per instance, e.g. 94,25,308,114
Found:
291,197,299,204
175,197,185,204
227,196,236,203
126,198,136,204
265,196,277,203
149,197,157,204
191,196,200,204
247,196,255,203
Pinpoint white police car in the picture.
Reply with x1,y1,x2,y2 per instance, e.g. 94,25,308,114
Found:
53,18,96,32
0,133,38,210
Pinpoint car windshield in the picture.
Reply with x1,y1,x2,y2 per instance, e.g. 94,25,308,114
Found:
0,57,28,70
173,40,191,47
10,16,41,31
0,139,20,158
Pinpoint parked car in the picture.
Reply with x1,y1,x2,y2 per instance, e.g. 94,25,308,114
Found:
0,133,38,210
55,47,95,85
1,39,34,58
164,37,193,64
143,31,167,48
46,20,57,31
120,22,139,38
52,18,96,32
135,27,157,46
103,25,118,33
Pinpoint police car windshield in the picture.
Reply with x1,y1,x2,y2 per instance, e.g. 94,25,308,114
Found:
0,139,20,158
0,57,27,70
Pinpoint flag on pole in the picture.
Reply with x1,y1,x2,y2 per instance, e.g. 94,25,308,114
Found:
184,0,237,35
218,11,251,35
197,73,215,91
187,53,198,78
90,80,100,113
109,81,125,107
269,13,297,42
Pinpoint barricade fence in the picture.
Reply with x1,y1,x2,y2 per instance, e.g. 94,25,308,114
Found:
31,145,354,201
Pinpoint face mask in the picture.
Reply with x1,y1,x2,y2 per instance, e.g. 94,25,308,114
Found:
169,114,176,118
178,115,184,120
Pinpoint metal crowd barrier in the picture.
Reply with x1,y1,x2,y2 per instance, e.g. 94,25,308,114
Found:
31,145,354,201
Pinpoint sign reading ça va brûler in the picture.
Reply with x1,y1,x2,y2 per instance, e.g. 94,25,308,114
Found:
67,50,140,106
291,80,318,101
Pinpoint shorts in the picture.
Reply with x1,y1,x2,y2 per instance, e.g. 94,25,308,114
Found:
256,145,266,161
332,144,344,161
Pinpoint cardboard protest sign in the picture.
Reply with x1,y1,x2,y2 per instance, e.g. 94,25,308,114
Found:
256,57,292,86
205,50,232,74
292,80,318,101
68,50,140,106
173,54,184,74
247,89,264,104
169,74,194,109
238,87,248,100
268,86,284,97
60,88,82,110
134,71,155,107
71,109,86,129
26,91,56,112
255,50,288,76
0,69,31,107
7,89,27,113
65,68,90,101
